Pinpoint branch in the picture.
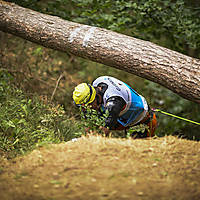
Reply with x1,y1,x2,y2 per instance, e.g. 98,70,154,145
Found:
50,74,64,102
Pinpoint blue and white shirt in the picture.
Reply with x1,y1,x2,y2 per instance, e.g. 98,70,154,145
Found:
92,76,148,127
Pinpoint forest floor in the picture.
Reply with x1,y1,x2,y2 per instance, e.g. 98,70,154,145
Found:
0,135,200,200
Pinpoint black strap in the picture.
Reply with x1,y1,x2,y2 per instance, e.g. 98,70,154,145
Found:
84,84,94,105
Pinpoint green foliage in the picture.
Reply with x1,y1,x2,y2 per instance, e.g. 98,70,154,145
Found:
126,124,149,138
130,0,200,54
0,71,82,157
33,47,43,56
79,106,109,135
77,106,152,139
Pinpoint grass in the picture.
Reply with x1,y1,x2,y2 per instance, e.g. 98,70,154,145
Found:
0,70,82,158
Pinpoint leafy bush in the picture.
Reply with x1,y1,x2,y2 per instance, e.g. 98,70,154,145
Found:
126,124,149,138
77,105,151,139
0,71,82,157
78,106,109,135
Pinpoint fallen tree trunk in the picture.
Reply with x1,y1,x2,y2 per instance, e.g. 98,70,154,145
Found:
0,1,200,104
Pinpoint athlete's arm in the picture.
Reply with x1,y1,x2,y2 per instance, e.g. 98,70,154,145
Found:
104,96,126,129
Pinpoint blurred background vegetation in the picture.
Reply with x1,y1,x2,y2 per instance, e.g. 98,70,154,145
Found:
1,0,200,156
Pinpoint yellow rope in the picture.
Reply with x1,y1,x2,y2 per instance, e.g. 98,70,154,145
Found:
153,108,200,126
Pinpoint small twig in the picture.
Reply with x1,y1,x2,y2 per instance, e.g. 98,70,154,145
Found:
51,73,64,102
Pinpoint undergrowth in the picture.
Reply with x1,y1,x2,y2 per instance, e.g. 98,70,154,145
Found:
78,105,149,138
0,70,147,158
0,71,82,158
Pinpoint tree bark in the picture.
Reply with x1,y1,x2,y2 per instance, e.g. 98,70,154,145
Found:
0,1,200,104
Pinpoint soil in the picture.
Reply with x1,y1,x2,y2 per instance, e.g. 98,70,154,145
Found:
0,135,200,200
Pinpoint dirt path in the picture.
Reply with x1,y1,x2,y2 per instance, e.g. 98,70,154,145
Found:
0,135,200,200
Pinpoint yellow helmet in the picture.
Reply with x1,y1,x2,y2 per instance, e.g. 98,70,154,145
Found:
73,83,96,105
